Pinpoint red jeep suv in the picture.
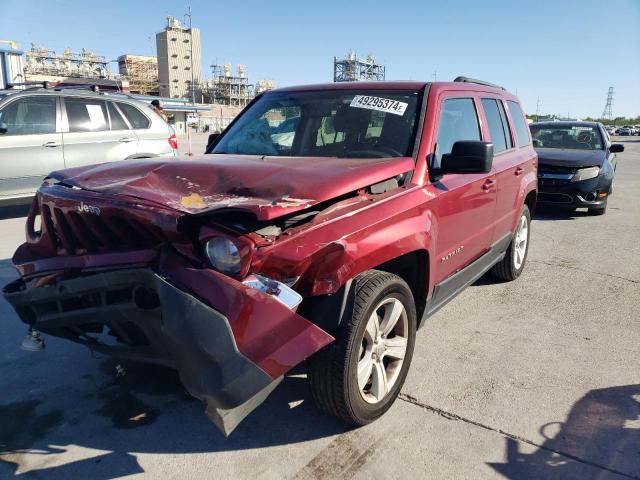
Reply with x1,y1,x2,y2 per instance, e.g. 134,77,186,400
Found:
4,77,537,435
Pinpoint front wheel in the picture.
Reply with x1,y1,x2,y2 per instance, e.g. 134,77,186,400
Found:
491,204,531,281
308,271,417,426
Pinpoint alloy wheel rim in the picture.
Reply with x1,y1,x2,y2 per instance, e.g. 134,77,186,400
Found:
513,214,529,270
357,297,408,404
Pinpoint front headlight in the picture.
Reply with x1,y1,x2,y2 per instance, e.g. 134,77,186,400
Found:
204,237,242,275
571,166,600,182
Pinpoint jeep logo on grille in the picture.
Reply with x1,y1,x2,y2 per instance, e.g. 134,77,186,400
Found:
78,202,101,215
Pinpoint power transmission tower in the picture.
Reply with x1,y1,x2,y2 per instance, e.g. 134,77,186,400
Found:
602,87,614,120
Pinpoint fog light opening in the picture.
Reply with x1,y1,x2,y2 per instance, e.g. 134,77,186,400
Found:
584,192,597,202
133,287,161,310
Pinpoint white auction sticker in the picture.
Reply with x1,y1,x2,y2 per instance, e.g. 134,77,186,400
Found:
350,95,408,116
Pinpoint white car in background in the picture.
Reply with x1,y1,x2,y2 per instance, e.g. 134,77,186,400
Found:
0,85,178,206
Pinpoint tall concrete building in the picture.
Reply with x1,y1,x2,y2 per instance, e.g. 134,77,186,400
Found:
156,16,201,100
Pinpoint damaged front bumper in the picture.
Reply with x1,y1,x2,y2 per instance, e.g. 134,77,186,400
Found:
4,264,333,435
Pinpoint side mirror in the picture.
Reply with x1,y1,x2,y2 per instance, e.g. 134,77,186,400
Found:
0,122,7,134
610,143,624,153
206,133,221,153
437,141,494,175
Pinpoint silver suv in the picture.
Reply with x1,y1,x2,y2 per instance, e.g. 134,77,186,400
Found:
0,86,178,205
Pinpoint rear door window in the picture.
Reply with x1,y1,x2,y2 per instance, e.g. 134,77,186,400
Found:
434,98,481,167
108,102,129,130
116,103,151,129
65,98,108,132
0,96,57,135
481,98,510,153
507,101,531,147
497,100,513,149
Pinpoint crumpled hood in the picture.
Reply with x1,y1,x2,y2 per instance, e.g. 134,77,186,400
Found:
536,148,606,168
48,154,414,221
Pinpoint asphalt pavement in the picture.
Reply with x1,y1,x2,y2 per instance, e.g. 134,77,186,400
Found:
0,138,639,479
177,132,210,156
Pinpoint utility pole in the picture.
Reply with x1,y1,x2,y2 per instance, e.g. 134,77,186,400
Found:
602,86,614,122
432,70,437,82
535,97,542,122
184,6,195,156
184,6,195,105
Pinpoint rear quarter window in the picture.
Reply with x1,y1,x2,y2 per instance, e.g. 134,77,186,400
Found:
481,98,510,153
117,102,151,129
507,100,531,147
108,102,129,130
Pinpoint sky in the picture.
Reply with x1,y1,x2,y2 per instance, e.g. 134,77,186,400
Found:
2,0,639,118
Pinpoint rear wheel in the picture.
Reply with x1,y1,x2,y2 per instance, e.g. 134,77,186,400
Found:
491,204,531,281
308,271,416,426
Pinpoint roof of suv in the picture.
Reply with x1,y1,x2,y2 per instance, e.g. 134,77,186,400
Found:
0,88,158,115
0,87,156,106
271,80,518,100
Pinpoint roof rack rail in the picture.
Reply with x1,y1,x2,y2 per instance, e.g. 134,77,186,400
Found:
453,76,505,91
7,81,50,90
50,84,101,93
100,91,138,101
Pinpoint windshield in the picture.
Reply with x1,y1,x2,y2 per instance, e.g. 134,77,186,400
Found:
210,89,422,158
530,124,603,150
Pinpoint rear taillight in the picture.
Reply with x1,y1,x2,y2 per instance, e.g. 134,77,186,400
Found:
168,134,178,150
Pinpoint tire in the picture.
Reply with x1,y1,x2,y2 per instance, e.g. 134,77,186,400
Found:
308,270,417,426
491,204,531,281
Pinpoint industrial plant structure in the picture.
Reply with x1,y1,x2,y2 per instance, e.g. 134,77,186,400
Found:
19,43,126,91
333,51,385,82
24,44,114,79
255,79,276,95
156,16,201,100
117,54,159,96
199,63,250,106
199,64,276,106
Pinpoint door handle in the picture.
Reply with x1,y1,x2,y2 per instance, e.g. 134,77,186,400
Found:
118,137,135,143
482,179,496,191
515,167,524,176
42,141,61,148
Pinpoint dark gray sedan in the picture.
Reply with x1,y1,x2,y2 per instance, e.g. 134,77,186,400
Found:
530,121,624,215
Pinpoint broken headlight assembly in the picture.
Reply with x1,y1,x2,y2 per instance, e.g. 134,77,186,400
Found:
204,237,243,276
242,274,302,310
200,229,301,310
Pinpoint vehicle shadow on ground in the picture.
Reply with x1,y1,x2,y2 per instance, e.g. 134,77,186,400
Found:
0,356,347,479
488,384,640,479
532,207,591,222
0,205,31,221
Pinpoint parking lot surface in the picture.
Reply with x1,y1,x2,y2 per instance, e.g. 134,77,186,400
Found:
0,138,639,479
